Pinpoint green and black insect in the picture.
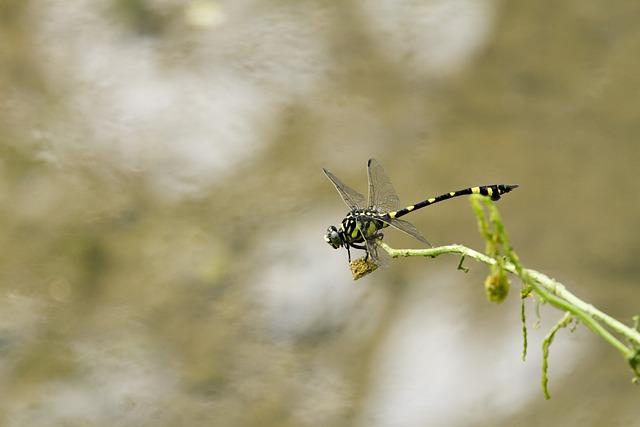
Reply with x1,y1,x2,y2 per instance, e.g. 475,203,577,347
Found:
323,159,518,266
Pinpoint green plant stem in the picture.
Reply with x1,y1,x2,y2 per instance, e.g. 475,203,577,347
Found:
521,297,528,362
378,241,640,359
542,312,573,399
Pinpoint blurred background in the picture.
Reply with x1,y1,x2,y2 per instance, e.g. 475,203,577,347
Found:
1,0,639,425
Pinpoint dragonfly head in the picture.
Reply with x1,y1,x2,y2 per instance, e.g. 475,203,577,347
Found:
324,225,344,249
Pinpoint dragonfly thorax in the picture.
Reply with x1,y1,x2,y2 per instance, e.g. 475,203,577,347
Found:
324,209,386,250
344,210,385,241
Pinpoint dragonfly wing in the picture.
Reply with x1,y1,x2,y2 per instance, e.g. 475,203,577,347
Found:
364,234,390,267
323,168,366,210
367,159,400,213
356,218,389,267
378,217,431,247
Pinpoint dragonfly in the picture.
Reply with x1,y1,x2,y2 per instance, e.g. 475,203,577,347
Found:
323,159,518,266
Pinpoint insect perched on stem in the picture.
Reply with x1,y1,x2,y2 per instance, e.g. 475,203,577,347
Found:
323,159,518,266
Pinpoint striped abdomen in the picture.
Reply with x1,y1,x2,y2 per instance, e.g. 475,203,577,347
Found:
386,184,518,220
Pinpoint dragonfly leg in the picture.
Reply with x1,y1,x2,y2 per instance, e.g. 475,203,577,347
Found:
348,242,367,262
353,242,370,261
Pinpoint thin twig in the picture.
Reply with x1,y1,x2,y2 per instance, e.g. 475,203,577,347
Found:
542,312,573,399
378,241,640,356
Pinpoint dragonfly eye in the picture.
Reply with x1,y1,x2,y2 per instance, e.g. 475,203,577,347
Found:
324,226,342,249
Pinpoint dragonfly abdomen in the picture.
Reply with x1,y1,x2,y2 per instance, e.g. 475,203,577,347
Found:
387,184,518,220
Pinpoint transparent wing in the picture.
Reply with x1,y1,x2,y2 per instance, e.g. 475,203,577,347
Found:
365,233,390,267
377,217,431,247
323,168,366,210
356,218,389,267
365,237,390,267
367,159,400,213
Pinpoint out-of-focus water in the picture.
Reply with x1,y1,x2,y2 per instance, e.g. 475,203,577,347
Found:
1,1,639,426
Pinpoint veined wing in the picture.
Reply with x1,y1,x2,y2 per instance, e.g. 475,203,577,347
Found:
356,218,389,267
377,216,431,246
323,168,365,210
367,159,400,213
365,236,389,267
